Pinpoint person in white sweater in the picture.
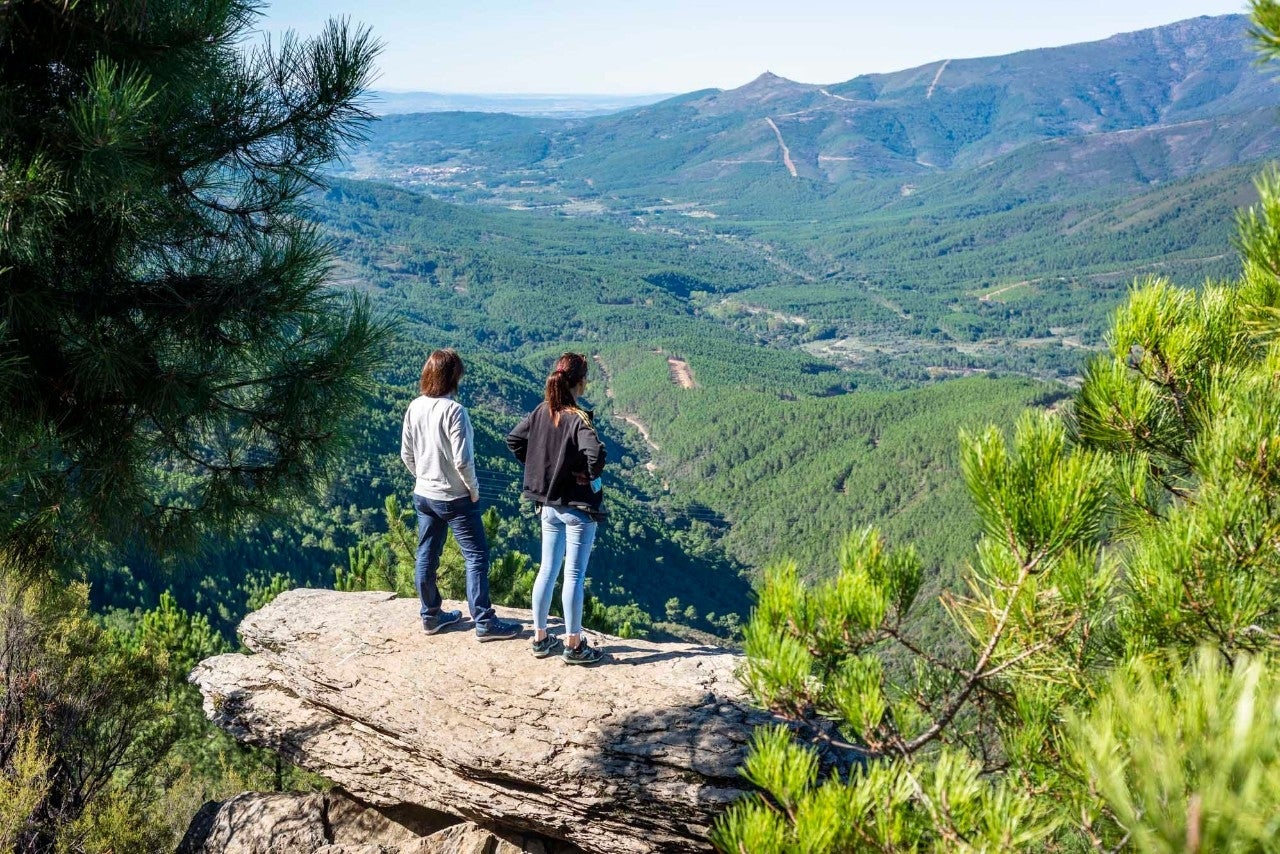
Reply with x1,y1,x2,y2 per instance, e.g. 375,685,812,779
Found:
401,349,520,640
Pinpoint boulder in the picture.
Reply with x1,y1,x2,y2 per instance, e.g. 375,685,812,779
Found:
191,590,766,853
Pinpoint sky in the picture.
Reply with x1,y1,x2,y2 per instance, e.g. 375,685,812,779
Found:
257,0,1251,95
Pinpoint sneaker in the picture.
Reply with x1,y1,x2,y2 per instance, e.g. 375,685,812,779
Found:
475,618,522,642
562,638,605,666
422,609,463,635
530,635,564,658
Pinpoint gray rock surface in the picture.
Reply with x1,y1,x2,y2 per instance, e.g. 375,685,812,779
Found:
179,789,569,853
191,590,765,854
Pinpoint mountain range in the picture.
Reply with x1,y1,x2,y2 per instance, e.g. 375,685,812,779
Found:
297,12,1280,621
111,11,1280,662
340,14,1280,210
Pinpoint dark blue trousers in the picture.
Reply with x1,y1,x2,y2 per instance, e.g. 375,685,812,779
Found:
412,494,496,626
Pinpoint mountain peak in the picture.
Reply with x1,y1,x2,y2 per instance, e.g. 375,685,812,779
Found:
724,71,811,99
741,70,799,88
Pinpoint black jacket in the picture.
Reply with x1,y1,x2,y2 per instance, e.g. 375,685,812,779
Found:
506,403,607,516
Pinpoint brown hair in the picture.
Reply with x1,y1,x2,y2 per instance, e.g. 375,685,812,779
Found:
545,352,589,426
420,348,465,397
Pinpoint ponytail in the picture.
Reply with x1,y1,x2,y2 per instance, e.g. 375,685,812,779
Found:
545,352,589,426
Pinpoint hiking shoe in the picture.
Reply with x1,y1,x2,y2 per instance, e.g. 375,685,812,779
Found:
562,639,605,666
475,618,522,642
530,635,564,658
422,609,463,635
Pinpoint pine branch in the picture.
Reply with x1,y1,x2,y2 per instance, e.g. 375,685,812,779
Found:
901,565,1029,755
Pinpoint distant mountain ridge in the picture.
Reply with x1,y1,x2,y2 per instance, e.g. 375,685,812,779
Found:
565,14,1276,184
344,14,1280,203
368,90,674,118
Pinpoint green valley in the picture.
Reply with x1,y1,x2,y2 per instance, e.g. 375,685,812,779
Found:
11,4,1280,849
137,12,1280,644
66,12,1280,662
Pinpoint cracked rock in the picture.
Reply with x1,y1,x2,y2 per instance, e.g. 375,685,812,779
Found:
191,590,765,853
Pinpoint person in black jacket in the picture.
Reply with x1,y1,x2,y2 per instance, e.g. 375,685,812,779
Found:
506,353,607,665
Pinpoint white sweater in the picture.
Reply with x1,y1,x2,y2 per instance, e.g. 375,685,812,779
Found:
400,395,481,502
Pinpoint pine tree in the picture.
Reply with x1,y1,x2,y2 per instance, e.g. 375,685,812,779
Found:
714,4,1280,850
0,0,388,575
0,2,387,848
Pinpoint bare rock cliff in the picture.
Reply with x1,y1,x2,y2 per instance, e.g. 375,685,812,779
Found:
191,590,765,854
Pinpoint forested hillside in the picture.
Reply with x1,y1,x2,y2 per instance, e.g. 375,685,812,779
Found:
9,2,1280,849
328,16,1273,390
86,12,1280,651
302,179,1052,621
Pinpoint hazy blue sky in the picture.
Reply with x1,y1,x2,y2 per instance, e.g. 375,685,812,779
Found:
257,0,1249,94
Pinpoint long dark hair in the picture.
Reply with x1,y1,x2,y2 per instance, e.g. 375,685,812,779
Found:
545,352,588,426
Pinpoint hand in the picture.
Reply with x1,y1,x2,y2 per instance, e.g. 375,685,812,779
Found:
470,492,480,504
573,472,591,486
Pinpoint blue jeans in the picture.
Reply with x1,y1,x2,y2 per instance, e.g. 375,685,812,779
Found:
533,505,598,635
412,494,497,626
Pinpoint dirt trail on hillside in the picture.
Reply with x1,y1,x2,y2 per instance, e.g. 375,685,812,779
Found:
591,354,659,469
926,59,951,99
979,279,1036,302
764,117,799,178
617,414,660,455
668,358,695,389
819,88,855,102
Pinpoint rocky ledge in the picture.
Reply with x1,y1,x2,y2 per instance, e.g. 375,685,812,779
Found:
191,590,766,854
178,789,569,853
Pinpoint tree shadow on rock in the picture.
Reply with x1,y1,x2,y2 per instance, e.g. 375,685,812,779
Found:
576,696,768,852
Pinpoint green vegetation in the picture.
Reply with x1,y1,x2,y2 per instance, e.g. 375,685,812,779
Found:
598,345,1054,572
712,22,1280,841
714,219,1280,850
342,12,1276,389
335,144,1260,384
302,175,1069,626
0,1,386,577
0,0,381,847
6,2,1280,850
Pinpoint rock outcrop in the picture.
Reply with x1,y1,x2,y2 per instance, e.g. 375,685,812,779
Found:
191,590,766,854
178,789,571,853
